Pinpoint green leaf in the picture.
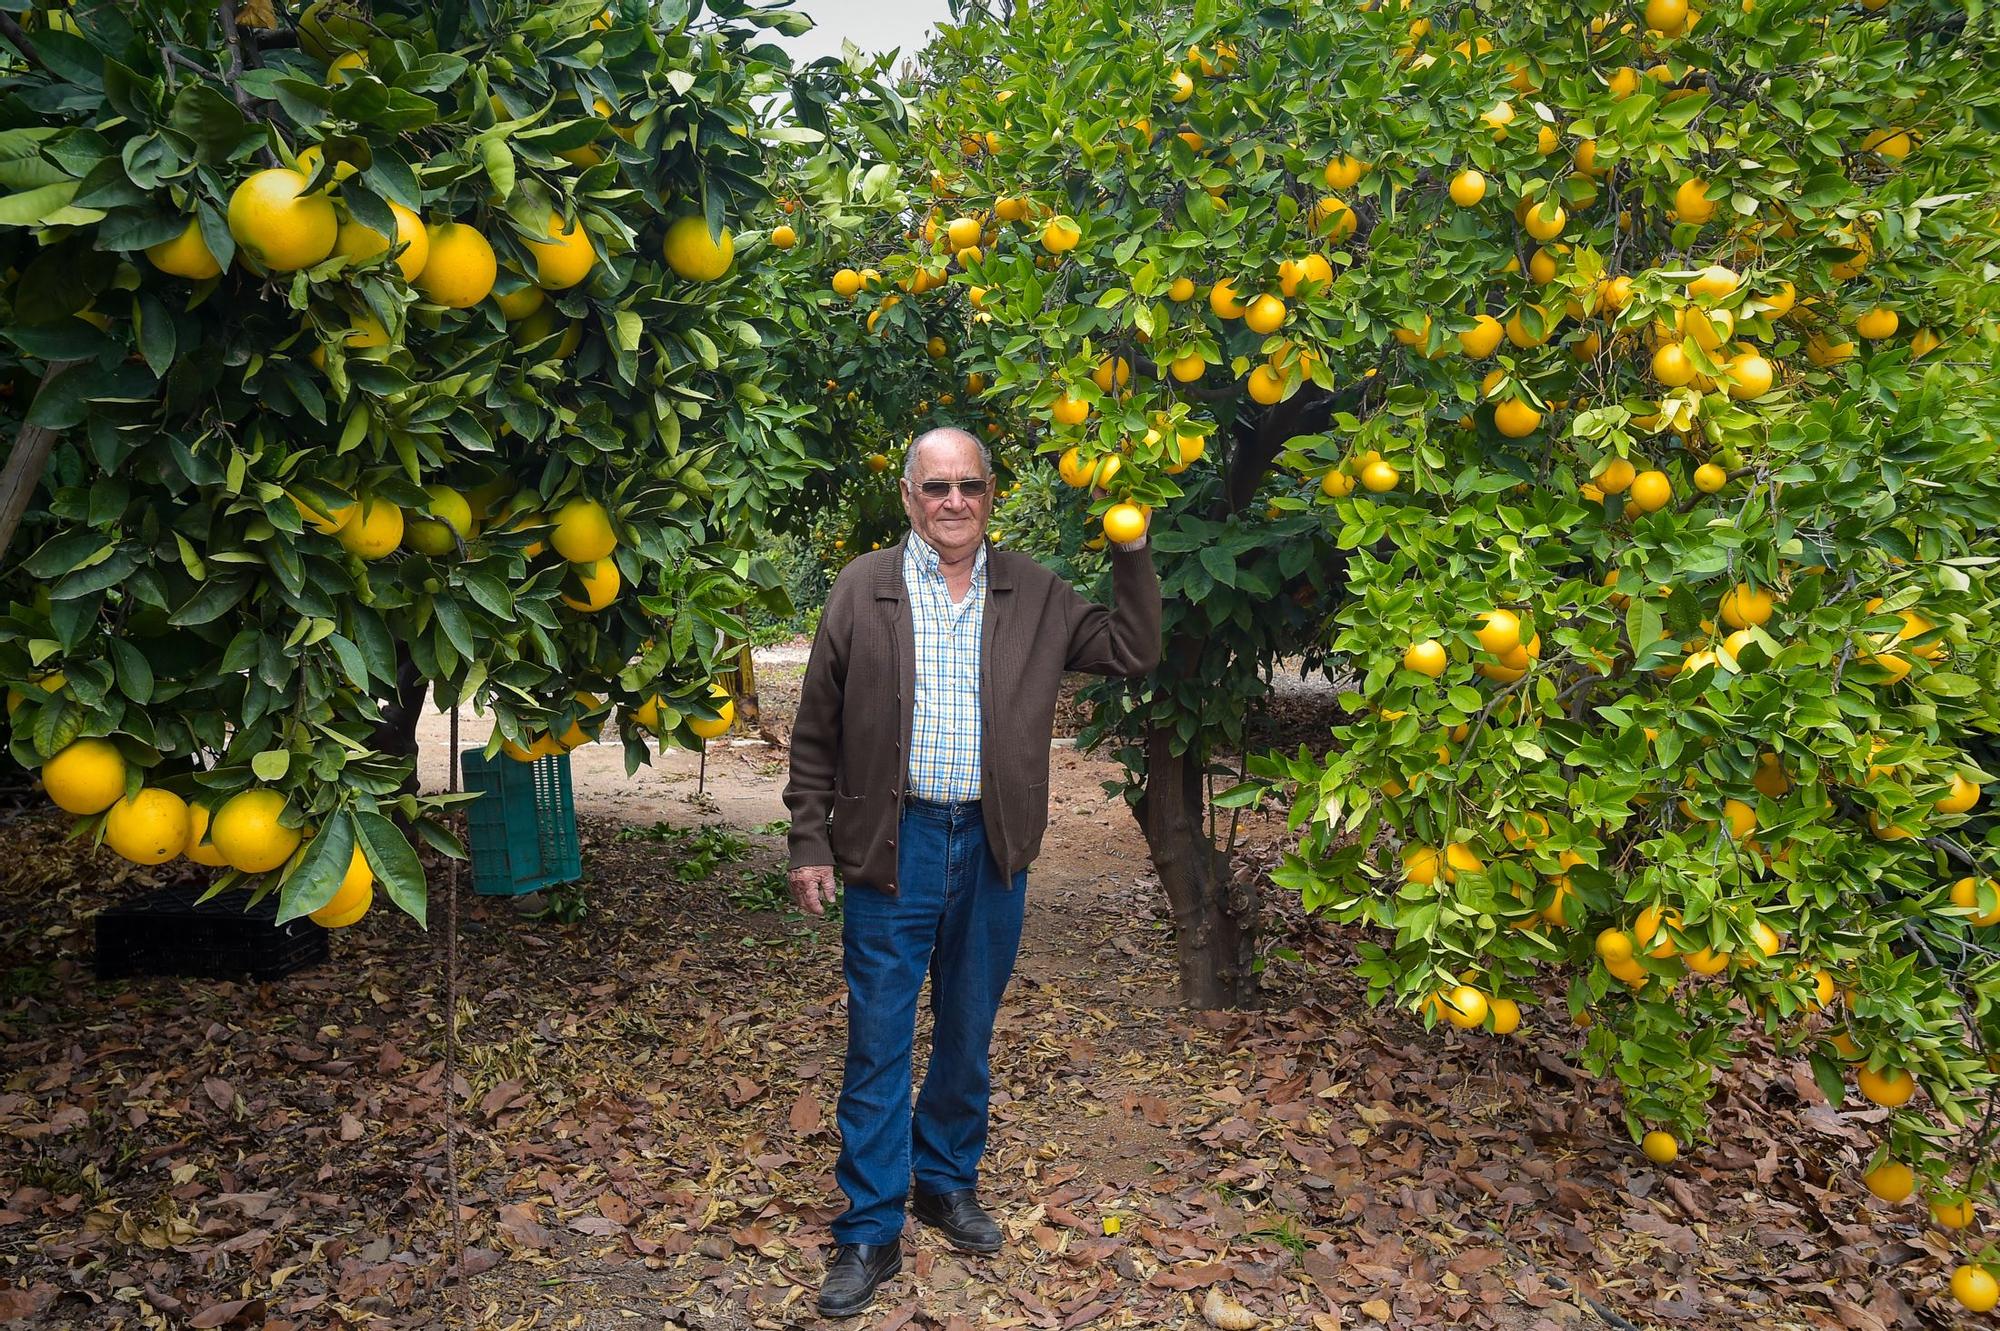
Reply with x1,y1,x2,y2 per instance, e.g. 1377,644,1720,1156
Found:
27,362,156,431
355,810,426,927
460,569,514,619
1920,672,1978,698
168,83,263,165
24,530,112,579
0,182,81,227
169,574,252,627
107,637,154,705
277,812,355,924
51,546,140,600
252,749,292,782
1809,1051,1846,1109
684,328,720,369
614,309,644,353
31,29,103,90
325,632,369,690
479,136,516,200
4,319,109,361
1212,781,1266,809
135,291,177,377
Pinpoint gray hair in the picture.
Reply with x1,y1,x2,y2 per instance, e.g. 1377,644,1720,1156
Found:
902,427,992,483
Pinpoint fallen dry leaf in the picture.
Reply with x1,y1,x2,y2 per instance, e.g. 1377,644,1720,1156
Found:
188,1297,266,1328
0,705,1970,1331
1203,1285,1258,1329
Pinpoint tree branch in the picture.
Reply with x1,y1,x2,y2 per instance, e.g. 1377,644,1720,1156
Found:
0,12,43,69
0,360,85,564
164,47,222,83
218,0,257,116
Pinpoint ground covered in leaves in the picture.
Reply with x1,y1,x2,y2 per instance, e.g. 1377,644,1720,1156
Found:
0,660,1972,1329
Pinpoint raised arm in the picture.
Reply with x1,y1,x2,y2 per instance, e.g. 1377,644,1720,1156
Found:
1061,537,1162,677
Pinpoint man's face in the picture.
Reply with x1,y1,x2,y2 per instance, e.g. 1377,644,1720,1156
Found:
901,435,992,559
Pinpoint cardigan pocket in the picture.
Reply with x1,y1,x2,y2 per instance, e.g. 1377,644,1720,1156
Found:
1010,780,1049,863
829,791,870,876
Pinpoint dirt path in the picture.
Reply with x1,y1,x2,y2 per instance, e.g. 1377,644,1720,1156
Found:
0,651,1946,1330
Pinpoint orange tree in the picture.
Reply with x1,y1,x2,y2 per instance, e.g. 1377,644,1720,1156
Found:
875,0,2000,1294
0,0,871,928
746,105,1031,561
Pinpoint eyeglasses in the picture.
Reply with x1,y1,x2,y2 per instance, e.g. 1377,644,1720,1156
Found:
912,478,990,500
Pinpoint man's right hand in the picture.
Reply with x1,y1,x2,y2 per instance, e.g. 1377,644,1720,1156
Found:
790,864,839,916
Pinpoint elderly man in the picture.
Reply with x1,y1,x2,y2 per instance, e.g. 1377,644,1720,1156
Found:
785,427,1161,1317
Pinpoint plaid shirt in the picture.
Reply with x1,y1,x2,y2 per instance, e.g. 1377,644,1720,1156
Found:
904,532,987,802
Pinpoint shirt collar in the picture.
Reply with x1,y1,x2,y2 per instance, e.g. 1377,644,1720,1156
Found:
905,530,987,582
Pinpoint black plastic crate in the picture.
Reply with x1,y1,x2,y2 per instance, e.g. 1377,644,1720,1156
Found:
95,884,328,982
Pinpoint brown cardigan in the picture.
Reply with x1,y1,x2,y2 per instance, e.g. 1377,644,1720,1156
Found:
783,535,1161,893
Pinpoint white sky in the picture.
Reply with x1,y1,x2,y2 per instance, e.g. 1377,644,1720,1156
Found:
777,0,954,70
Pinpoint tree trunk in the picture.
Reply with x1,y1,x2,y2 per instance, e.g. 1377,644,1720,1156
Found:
1118,384,1353,1009
368,646,430,794
727,642,785,745
731,644,758,728
1132,719,1258,1008
1129,624,1260,1008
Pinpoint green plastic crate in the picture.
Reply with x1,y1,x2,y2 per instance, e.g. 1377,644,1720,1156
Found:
462,748,582,896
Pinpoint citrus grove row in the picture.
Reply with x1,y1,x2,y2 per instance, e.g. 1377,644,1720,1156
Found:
6,0,2000,1312
748,0,2000,1311
1,0,863,933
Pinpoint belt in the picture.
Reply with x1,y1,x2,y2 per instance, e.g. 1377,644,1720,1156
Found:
903,793,982,811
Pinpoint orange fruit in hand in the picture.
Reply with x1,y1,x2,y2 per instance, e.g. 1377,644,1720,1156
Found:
1102,503,1147,544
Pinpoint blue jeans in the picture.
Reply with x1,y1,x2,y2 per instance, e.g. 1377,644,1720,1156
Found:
831,798,1027,1245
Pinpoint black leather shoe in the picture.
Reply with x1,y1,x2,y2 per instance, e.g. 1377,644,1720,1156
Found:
911,1188,1004,1254
818,1241,902,1318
